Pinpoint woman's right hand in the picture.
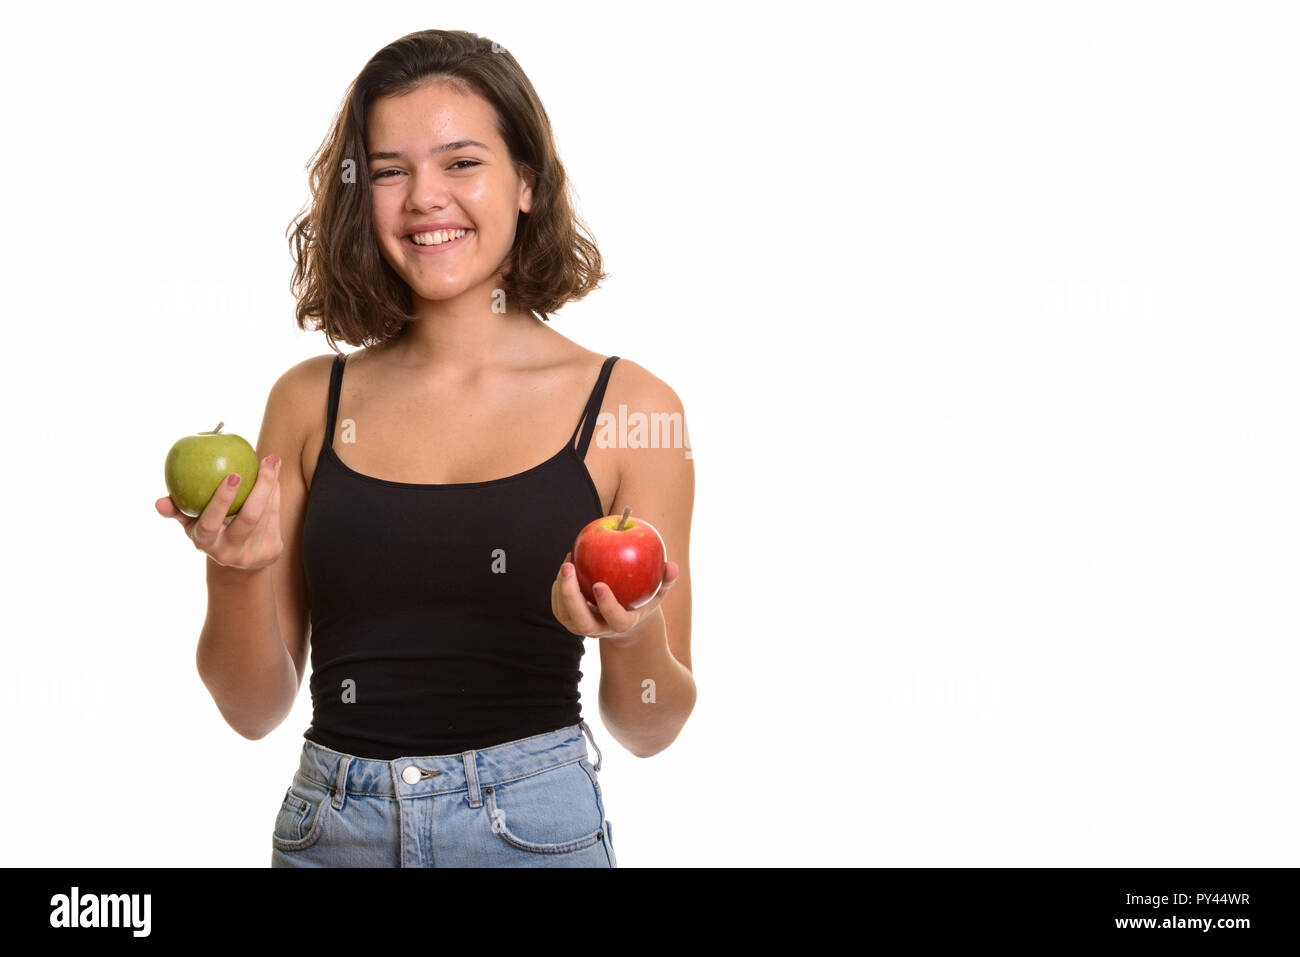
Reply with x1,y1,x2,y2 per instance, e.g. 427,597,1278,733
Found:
155,454,284,573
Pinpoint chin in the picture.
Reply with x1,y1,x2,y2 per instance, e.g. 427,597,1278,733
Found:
411,280,478,302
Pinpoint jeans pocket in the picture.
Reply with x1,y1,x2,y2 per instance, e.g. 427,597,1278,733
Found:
483,760,606,855
271,773,330,852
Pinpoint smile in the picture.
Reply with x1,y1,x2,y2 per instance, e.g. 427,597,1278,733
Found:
403,229,474,254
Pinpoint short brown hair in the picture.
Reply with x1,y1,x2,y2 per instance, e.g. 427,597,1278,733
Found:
287,29,607,352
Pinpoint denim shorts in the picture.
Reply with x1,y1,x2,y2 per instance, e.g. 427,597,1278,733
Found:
271,720,617,867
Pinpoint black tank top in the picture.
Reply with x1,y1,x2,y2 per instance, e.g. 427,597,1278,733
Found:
299,353,619,759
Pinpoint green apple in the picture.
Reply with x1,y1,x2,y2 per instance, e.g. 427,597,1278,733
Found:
164,421,260,517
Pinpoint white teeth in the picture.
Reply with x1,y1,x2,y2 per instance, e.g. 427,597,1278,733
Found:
410,229,468,245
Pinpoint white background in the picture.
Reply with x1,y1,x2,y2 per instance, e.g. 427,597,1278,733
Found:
1,0,1296,867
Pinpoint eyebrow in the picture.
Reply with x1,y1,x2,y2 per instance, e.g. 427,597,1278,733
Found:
367,139,491,162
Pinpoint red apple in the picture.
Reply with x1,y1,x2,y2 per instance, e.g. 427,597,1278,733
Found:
571,507,667,610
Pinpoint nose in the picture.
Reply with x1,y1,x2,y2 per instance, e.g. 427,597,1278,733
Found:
407,165,454,211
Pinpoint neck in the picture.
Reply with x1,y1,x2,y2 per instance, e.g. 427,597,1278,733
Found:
385,278,547,376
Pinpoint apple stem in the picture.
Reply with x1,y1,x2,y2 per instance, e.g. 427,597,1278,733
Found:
615,505,631,531
207,421,224,435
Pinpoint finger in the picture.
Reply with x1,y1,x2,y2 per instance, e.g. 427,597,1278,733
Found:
156,496,196,530
589,581,636,633
224,456,278,545
559,564,606,636
551,574,596,635
550,576,570,629
552,571,599,636
266,477,282,544
662,561,679,586
191,471,244,549
558,550,573,577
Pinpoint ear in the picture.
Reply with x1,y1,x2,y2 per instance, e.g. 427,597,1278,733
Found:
518,165,537,215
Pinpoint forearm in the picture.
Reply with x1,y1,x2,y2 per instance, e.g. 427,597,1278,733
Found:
195,557,297,739
597,609,696,758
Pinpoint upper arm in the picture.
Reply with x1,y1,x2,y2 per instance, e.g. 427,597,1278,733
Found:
255,354,333,689
602,360,695,672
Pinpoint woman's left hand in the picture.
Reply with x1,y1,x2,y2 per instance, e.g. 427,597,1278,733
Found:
551,551,680,646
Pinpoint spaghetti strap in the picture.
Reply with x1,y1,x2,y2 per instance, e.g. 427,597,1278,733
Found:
324,353,346,454
569,355,620,459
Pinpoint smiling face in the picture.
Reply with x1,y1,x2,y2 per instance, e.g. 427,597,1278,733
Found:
367,79,534,308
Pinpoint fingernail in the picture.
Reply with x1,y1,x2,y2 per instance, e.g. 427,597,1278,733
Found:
227,473,241,487
562,564,573,578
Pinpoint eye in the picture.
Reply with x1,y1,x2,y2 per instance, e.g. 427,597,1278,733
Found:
371,160,480,180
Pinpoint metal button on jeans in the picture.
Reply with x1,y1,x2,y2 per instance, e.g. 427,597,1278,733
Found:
402,766,421,784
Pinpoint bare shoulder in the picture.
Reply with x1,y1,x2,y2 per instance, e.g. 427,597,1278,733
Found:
607,356,686,413
270,353,340,412
278,352,340,390
262,353,342,452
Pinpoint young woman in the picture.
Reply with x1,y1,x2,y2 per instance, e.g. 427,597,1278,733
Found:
155,29,695,867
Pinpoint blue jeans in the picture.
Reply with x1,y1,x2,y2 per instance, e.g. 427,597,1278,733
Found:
271,720,617,867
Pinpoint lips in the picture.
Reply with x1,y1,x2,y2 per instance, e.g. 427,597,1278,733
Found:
403,223,473,236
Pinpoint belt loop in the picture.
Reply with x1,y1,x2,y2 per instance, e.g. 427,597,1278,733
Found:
461,750,481,807
580,720,603,773
331,755,351,810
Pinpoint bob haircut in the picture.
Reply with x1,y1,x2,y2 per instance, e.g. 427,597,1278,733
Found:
287,29,607,352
